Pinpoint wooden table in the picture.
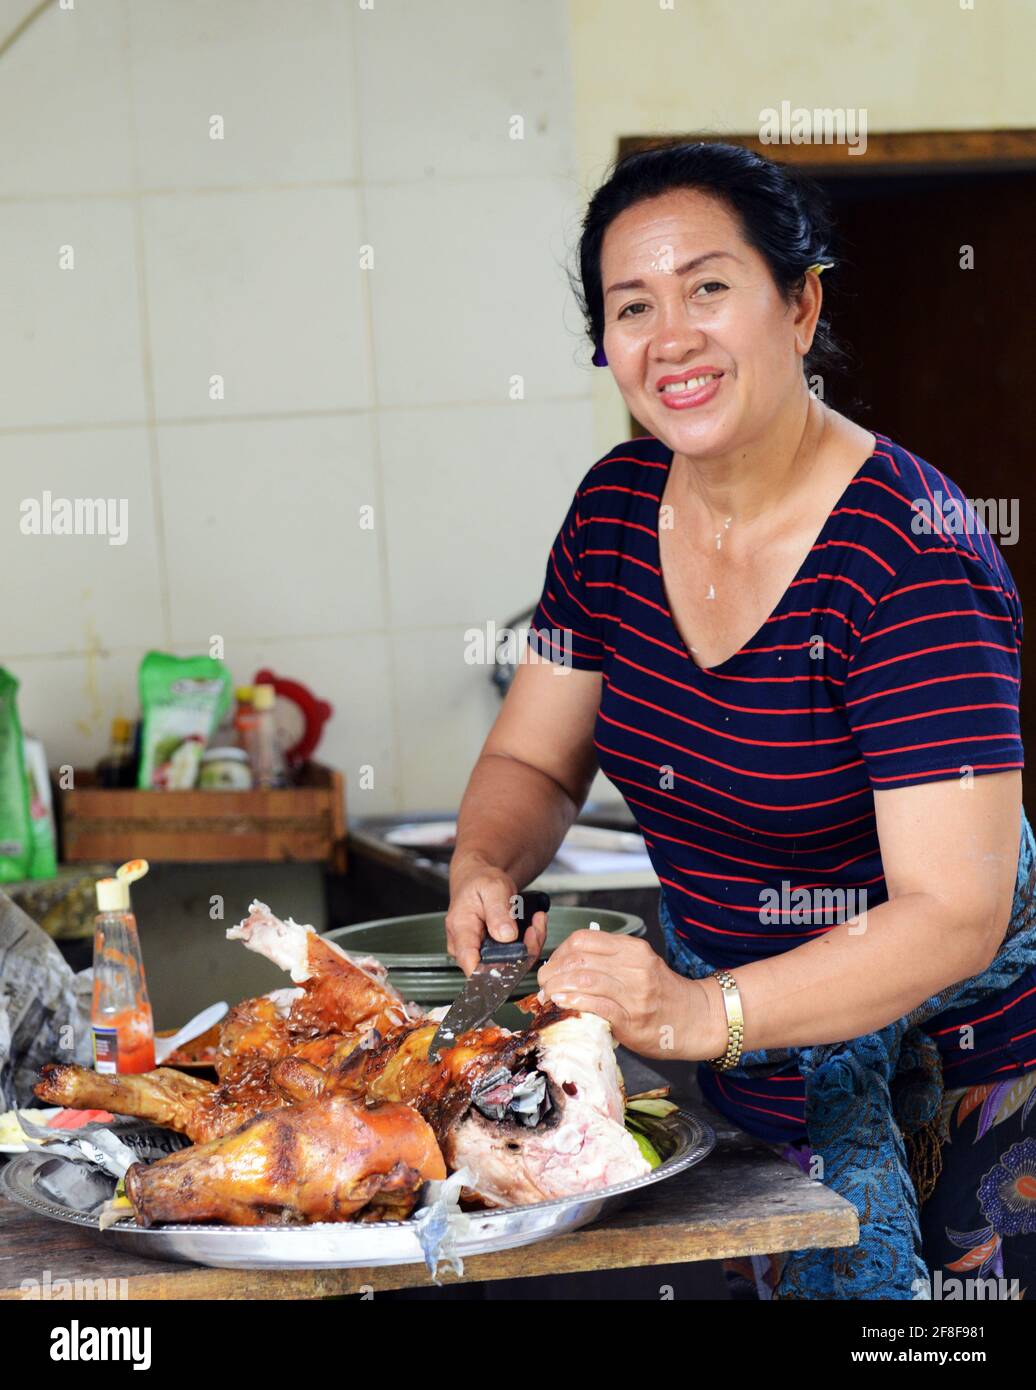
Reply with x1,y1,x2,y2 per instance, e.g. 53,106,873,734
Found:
0,1082,857,1300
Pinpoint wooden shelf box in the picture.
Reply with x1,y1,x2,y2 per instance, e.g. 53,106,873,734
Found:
59,763,346,868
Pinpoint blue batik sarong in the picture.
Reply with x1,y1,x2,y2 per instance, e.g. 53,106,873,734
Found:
659,808,1036,1299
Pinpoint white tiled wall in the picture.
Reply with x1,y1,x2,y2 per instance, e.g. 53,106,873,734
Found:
0,0,597,816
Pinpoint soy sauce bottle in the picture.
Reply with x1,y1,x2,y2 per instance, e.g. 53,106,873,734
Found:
90,859,155,1074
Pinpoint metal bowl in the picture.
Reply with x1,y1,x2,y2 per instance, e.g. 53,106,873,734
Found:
325,906,644,970
326,908,645,1030
0,1108,714,1271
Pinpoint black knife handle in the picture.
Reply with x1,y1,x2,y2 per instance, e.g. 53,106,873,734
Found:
481,890,551,963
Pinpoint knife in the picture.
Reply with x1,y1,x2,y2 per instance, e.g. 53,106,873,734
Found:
427,890,550,1061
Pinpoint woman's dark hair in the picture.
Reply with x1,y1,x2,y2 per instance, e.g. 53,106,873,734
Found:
573,139,849,382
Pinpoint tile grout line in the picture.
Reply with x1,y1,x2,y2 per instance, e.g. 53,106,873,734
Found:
122,0,172,651
2,622,504,664
0,392,592,437
352,4,405,815
0,171,577,204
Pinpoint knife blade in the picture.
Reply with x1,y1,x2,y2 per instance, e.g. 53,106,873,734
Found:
427,890,550,1061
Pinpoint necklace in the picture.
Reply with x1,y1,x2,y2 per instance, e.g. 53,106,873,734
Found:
705,514,733,601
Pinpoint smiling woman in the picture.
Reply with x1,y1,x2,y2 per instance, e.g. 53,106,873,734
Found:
446,140,1036,1301
580,140,847,384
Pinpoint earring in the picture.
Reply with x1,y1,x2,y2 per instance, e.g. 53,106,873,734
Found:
592,341,608,367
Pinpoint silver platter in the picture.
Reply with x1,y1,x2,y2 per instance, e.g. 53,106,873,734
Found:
0,1109,714,1270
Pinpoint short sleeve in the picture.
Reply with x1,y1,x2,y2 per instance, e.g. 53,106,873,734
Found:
845,544,1024,788
526,487,605,671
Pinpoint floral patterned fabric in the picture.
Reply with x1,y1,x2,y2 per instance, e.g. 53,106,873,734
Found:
659,807,1036,1299
723,1073,1036,1300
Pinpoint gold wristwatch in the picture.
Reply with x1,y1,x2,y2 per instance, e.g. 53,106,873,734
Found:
707,970,744,1071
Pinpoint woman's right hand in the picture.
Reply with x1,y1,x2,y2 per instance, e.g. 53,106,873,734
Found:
445,858,549,977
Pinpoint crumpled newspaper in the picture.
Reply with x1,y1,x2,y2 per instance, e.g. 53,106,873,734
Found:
411,1168,475,1282
15,1112,145,1178
0,889,93,1109
15,1114,189,1229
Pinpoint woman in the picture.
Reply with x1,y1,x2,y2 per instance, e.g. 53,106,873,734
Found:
446,142,1036,1300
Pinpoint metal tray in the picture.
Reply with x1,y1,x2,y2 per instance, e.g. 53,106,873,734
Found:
0,1109,714,1271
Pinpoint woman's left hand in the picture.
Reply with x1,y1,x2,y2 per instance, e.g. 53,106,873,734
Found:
536,930,718,1060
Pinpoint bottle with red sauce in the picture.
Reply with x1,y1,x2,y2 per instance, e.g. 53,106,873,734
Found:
90,859,156,1075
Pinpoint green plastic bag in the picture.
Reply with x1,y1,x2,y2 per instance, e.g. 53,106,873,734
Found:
0,669,33,882
137,651,232,789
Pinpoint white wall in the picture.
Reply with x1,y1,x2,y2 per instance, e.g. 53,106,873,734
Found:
0,0,596,816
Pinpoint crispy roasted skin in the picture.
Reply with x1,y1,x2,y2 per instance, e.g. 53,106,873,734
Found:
35,984,571,1152
35,1063,215,1135
213,981,378,1082
320,1023,536,1143
36,911,404,1140
287,933,408,1039
227,902,410,1045
214,995,293,1081
124,1096,446,1226
36,1056,309,1144
274,996,577,1144
186,1063,286,1142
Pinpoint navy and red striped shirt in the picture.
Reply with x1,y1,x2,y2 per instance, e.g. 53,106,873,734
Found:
529,430,1034,1143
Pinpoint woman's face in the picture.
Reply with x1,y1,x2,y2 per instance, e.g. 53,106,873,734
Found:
598,188,821,458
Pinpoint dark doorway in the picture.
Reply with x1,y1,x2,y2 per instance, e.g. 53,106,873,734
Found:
821,166,1036,801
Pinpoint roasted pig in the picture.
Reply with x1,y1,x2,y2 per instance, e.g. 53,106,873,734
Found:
36,901,411,1143
37,899,651,1224
270,996,651,1206
124,1096,446,1226
275,1010,555,1140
